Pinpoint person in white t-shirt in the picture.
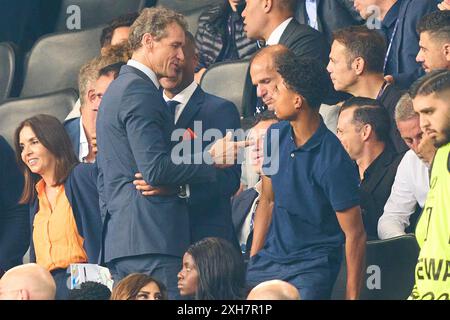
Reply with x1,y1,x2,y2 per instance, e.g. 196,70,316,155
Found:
378,93,436,239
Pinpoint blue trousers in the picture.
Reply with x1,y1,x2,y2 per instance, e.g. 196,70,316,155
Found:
107,254,182,300
51,268,70,300
246,252,342,300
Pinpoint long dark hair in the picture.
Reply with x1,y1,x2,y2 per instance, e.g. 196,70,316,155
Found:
14,114,78,204
187,237,246,300
110,273,168,300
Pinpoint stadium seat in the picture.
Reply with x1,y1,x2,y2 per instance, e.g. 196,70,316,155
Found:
184,6,204,35
54,0,148,32
200,59,250,116
331,234,420,300
0,42,16,103
156,0,222,13
19,26,103,98
0,89,78,147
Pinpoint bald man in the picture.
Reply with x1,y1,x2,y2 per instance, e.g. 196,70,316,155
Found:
247,280,300,300
250,45,288,112
0,263,56,300
250,45,340,131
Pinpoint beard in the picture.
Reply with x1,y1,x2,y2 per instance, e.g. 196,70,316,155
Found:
433,126,450,148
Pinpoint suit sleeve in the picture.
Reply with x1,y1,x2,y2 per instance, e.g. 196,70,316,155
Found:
392,0,438,89
289,29,330,66
0,137,30,271
338,0,365,23
187,102,242,205
120,82,217,187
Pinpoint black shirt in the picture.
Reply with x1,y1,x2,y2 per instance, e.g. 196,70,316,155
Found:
360,146,403,240
378,84,409,153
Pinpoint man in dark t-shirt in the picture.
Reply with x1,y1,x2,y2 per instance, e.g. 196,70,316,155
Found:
327,25,408,153
247,52,366,300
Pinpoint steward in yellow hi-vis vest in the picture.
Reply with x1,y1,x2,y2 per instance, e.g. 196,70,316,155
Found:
410,143,450,300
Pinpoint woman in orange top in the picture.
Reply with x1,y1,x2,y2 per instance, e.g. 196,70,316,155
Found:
14,114,102,300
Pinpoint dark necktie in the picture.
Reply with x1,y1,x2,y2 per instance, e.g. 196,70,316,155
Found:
166,100,179,120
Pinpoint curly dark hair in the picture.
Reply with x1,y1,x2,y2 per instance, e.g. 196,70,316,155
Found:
274,53,330,109
68,281,111,300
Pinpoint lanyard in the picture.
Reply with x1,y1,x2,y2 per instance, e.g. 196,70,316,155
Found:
383,18,400,74
376,80,389,101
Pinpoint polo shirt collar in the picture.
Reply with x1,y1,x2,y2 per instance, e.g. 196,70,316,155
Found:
289,119,328,152
382,0,401,28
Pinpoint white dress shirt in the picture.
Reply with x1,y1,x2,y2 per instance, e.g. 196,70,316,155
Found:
65,98,81,121
127,59,160,89
162,81,198,198
305,0,319,30
78,116,89,163
238,180,262,252
266,17,294,46
378,150,430,239
77,116,96,163
163,81,198,124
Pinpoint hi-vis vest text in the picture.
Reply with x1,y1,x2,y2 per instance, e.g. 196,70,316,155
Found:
410,143,450,300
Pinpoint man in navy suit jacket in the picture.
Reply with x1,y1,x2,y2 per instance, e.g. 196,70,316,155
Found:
295,0,363,43
241,0,342,116
231,111,278,261
134,32,242,248
354,0,439,89
96,8,245,299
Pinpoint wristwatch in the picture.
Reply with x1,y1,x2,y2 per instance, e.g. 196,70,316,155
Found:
178,185,188,199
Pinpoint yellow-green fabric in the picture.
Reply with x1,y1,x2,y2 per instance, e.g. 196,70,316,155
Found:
410,143,450,300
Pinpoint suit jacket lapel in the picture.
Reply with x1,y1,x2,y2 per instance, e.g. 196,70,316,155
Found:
121,65,158,90
279,19,296,47
175,86,204,130
233,188,258,231
391,0,409,74
316,0,323,32
295,0,307,25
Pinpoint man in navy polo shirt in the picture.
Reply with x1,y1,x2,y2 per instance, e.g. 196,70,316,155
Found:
247,50,367,300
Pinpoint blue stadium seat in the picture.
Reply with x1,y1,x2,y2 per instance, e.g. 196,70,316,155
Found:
19,26,103,98
156,0,222,13
0,89,78,147
54,0,148,32
184,6,205,35
0,42,16,103
331,234,420,300
200,59,250,116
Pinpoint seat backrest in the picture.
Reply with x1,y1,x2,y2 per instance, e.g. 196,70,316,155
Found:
184,6,204,35
54,0,147,32
20,26,103,98
0,89,78,147
331,234,420,300
156,0,222,13
200,60,250,116
0,42,15,102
